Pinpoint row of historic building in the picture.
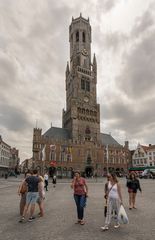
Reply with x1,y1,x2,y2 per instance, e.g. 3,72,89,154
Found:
132,144,155,168
0,135,20,177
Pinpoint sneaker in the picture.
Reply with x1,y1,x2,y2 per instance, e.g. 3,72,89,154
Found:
19,217,25,223
28,216,35,222
101,225,109,231
114,223,120,229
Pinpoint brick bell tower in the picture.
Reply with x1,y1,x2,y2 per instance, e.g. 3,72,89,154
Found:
63,14,100,143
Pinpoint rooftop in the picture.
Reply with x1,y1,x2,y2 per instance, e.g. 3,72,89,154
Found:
43,126,121,146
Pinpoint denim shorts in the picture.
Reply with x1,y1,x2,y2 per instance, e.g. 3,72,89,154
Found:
26,192,39,204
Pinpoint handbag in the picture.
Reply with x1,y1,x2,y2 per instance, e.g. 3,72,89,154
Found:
118,205,129,224
20,182,27,194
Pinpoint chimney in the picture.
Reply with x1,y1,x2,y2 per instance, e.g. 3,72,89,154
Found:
124,141,129,149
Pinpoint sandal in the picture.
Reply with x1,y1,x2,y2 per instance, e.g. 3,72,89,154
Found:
75,220,81,224
80,220,85,225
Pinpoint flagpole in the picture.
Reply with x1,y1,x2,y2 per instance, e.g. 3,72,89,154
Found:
42,144,46,175
107,144,109,174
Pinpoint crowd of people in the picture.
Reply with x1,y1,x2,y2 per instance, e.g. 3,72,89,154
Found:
18,169,142,231
18,170,56,222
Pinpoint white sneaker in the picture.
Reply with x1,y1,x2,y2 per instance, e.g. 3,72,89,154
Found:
114,223,120,229
101,225,109,231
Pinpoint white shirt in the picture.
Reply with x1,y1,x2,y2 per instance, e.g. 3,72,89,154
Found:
44,174,48,181
108,182,119,199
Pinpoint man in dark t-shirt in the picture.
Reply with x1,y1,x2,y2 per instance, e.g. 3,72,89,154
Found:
19,169,41,222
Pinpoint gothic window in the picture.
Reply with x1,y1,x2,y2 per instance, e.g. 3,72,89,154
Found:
60,152,65,162
87,154,92,164
77,56,80,66
81,77,90,92
81,79,85,90
76,31,79,42
86,81,90,91
66,154,72,162
83,32,85,42
50,148,56,161
86,109,89,115
85,126,91,134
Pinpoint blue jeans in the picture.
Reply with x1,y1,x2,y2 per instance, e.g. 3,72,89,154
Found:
74,194,86,220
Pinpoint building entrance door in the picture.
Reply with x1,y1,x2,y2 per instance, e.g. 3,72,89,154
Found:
85,166,93,178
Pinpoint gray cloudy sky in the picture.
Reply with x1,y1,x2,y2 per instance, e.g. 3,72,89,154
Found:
0,0,155,162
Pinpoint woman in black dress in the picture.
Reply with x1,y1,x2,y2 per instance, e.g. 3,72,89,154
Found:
126,172,142,209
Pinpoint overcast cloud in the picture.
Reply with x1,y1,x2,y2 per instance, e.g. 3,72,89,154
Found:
0,0,155,161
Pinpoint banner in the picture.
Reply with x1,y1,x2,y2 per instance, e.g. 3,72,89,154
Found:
60,145,72,162
42,145,46,161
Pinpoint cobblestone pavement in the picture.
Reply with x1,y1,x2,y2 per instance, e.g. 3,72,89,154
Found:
0,177,155,240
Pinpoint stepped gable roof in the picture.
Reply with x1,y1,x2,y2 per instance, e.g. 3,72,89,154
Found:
43,127,71,140
100,133,121,147
141,145,155,151
147,145,155,150
140,145,149,152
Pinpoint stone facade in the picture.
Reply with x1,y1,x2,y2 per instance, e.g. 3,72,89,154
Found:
0,135,11,176
32,15,130,177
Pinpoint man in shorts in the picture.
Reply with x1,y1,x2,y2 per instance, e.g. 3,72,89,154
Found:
19,169,41,222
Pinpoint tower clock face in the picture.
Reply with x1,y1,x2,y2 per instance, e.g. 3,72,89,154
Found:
84,96,89,103
81,48,88,56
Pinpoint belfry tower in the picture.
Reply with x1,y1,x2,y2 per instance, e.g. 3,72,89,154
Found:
63,14,100,143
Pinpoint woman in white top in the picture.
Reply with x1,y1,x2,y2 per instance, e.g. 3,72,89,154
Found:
101,173,123,231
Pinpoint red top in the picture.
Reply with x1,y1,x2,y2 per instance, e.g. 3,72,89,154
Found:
73,177,86,195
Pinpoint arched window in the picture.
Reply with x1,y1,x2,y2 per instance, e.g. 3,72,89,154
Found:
83,32,85,42
76,31,79,42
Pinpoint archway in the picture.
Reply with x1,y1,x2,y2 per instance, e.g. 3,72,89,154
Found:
85,166,93,178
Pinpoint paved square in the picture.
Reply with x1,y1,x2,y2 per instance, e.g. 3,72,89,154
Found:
0,177,155,240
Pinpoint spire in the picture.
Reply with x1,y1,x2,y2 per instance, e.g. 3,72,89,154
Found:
93,53,96,64
93,53,97,73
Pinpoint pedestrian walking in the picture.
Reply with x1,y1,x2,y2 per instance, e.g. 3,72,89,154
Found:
18,171,31,216
101,173,123,231
19,169,41,222
104,174,117,218
126,172,142,209
52,175,57,188
44,172,49,191
71,171,88,225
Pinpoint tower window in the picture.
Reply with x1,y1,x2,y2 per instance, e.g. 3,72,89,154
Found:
81,77,90,92
86,81,90,91
83,32,85,42
76,31,79,42
77,56,80,66
81,79,85,90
